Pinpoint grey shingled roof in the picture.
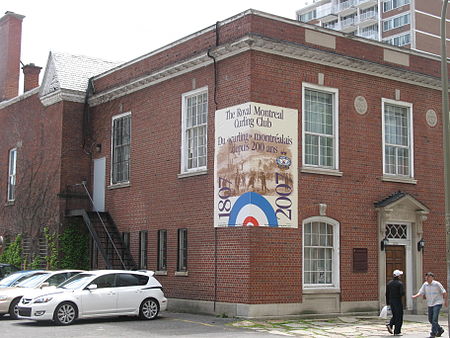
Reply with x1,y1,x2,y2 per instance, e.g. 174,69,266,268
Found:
51,52,121,92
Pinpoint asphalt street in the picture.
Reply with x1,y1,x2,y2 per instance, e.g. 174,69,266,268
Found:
0,311,447,337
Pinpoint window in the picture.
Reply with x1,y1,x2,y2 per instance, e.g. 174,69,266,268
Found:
384,33,410,47
181,88,207,173
382,100,413,177
177,228,187,272
7,148,16,201
91,274,116,288
298,9,316,22
111,112,131,184
121,232,130,258
139,230,148,269
303,217,340,289
383,0,410,12
157,230,167,271
302,84,339,170
383,13,410,32
116,273,148,287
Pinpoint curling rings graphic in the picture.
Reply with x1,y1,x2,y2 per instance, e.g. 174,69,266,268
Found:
228,192,278,227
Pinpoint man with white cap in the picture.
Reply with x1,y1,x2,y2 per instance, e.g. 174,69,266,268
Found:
386,269,405,336
412,272,448,337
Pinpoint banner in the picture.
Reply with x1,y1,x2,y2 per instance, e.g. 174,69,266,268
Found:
214,102,298,228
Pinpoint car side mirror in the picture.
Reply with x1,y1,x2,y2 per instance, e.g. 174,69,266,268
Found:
40,282,50,289
87,284,98,291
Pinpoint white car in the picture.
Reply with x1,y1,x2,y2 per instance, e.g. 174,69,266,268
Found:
18,270,167,325
0,270,82,319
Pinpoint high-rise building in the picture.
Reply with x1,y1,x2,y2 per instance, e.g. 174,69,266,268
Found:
296,0,449,56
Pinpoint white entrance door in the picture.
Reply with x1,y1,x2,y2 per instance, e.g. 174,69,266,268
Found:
93,157,106,212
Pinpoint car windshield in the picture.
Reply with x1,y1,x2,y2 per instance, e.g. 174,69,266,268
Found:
11,272,48,287
58,274,94,290
15,273,51,288
0,272,25,286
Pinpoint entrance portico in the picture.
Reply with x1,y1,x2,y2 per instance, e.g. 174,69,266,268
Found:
376,191,429,312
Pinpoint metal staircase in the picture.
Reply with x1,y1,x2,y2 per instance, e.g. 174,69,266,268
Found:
64,183,137,270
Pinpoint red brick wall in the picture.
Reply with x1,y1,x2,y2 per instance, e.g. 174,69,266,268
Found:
89,41,444,306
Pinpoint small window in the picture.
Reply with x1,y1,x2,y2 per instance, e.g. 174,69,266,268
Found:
91,274,116,288
177,228,187,272
111,113,131,184
181,88,208,173
139,230,148,270
116,273,148,287
7,148,17,201
157,230,167,271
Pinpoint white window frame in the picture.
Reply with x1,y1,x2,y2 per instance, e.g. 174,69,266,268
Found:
302,83,340,172
382,98,414,178
383,32,411,47
383,0,410,13
7,148,17,202
382,13,410,32
302,216,340,290
110,112,131,186
180,87,208,175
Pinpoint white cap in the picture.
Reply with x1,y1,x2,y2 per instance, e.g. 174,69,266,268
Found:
393,269,403,277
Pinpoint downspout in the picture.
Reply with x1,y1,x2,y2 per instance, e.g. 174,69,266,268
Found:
82,77,95,155
207,20,220,313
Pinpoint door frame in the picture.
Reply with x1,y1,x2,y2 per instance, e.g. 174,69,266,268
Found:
383,223,413,310
93,157,106,212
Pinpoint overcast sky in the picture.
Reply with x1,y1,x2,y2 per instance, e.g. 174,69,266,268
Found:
2,0,309,73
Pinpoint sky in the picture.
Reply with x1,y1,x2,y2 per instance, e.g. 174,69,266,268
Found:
2,0,310,75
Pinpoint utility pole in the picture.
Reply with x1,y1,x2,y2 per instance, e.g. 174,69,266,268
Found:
440,0,450,330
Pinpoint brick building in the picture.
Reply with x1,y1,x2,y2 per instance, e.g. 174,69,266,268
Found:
0,9,447,316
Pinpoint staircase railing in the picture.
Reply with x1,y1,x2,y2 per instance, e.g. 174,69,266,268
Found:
76,181,126,269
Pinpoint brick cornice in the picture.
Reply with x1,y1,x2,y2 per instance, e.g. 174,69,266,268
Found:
88,34,441,107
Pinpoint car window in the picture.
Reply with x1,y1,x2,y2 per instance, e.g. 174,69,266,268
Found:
116,273,149,287
46,273,70,286
90,274,116,288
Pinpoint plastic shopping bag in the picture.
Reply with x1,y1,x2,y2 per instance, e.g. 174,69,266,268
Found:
379,305,391,319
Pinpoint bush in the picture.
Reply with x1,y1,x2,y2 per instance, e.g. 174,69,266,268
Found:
0,234,23,268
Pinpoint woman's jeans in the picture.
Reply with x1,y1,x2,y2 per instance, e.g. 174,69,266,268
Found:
428,304,443,335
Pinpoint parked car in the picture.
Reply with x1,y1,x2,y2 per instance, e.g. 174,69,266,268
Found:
0,264,20,279
18,270,167,325
0,270,47,288
0,270,82,319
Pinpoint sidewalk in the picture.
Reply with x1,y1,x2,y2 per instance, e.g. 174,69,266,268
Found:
231,314,448,337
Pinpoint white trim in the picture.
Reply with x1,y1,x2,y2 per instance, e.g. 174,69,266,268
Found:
7,148,17,202
384,222,413,310
180,86,208,175
110,111,132,186
381,98,414,178
302,83,339,171
302,216,340,291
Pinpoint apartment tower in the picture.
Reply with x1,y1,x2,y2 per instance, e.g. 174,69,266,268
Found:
296,0,450,56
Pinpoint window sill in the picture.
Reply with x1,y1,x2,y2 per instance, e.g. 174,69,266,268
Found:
4,201,15,206
178,169,207,179
301,167,343,177
107,182,131,190
155,270,167,276
303,287,340,294
175,271,189,277
381,175,417,184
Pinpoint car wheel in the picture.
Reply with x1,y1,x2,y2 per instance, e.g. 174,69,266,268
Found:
53,302,77,325
9,298,20,319
139,298,159,320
